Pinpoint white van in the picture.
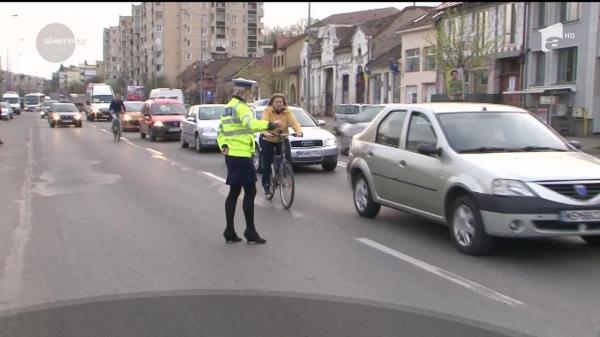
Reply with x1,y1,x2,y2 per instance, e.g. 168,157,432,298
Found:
149,88,184,105
24,93,45,112
2,92,21,114
85,84,115,121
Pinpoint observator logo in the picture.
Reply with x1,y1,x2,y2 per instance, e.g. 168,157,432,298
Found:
36,23,87,63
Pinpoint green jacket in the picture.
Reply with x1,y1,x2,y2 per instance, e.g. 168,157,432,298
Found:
217,96,272,158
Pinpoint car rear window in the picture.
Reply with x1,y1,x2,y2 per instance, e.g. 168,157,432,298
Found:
336,105,360,115
151,103,186,115
198,106,225,120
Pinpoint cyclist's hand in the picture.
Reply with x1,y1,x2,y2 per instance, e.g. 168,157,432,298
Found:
221,146,229,155
295,133,303,137
271,120,282,129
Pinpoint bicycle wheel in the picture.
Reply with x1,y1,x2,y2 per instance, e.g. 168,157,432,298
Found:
113,123,119,142
279,162,295,209
265,163,276,200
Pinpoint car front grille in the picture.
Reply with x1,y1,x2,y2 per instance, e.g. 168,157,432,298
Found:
533,220,600,231
539,182,600,201
163,121,180,128
291,139,323,148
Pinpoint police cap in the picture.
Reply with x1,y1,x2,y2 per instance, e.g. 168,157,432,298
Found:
232,78,257,89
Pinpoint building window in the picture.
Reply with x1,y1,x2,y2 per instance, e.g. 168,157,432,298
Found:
405,85,417,103
232,28,237,36
560,2,580,23
504,3,516,44
156,12,163,20
186,52,191,60
557,47,577,83
186,39,191,47
202,14,207,21
242,15,246,23
383,72,389,103
473,71,489,93
231,15,237,23
156,25,162,32
373,74,382,104
156,64,161,72
201,27,207,35
282,55,285,66
534,52,545,85
202,40,207,47
537,3,546,28
422,46,435,71
231,41,237,48
405,48,420,72
186,26,191,34
154,2,161,5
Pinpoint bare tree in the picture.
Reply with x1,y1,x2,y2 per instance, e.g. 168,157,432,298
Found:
264,18,320,44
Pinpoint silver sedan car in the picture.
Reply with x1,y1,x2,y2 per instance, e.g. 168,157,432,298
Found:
347,103,600,255
180,104,225,152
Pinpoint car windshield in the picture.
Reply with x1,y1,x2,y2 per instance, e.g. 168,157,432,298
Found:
437,112,571,153
43,101,57,107
53,104,79,112
336,105,360,115
4,97,19,104
125,102,144,111
92,95,114,103
25,96,41,104
151,103,186,115
198,106,225,120
254,99,269,106
289,107,317,127
356,105,385,123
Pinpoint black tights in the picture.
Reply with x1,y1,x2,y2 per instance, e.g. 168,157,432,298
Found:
225,184,257,235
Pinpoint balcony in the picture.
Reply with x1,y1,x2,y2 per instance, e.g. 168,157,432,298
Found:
216,34,226,39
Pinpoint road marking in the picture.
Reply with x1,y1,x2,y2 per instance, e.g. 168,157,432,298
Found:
145,148,163,156
355,238,526,307
201,171,226,183
120,137,128,141
337,161,347,168
100,129,108,133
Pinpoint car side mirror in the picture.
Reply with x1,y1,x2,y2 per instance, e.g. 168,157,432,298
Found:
417,143,442,157
568,140,583,150
187,116,195,122
318,119,326,127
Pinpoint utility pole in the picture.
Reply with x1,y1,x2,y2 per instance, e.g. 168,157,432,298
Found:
306,2,312,114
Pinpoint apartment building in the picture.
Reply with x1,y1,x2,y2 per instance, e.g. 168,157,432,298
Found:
103,26,120,81
106,2,265,89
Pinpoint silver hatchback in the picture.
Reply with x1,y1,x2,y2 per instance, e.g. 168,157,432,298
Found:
347,103,600,255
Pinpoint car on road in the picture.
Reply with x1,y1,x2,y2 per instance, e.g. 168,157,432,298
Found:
254,105,338,172
347,103,600,255
2,92,21,115
148,88,185,105
336,104,386,155
0,102,14,120
48,103,83,128
139,98,186,142
252,98,269,108
24,92,45,112
123,101,144,131
180,104,225,152
41,99,58,119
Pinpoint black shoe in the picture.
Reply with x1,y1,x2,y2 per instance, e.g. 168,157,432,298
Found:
244,231,267,244
263,185,271,194
223,230,242,243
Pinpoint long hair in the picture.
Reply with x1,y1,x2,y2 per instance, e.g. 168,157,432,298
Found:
267,93,287,107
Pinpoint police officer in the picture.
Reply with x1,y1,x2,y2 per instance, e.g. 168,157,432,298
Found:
217,78,281,244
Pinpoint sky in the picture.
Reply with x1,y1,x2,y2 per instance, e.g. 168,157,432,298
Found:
0,2,439,80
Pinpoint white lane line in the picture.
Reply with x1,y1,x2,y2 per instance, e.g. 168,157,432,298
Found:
100,129,108,133
337,161,347,168
201,171,226,183
120,137,128,141
145,148,163,156
356,238,526,307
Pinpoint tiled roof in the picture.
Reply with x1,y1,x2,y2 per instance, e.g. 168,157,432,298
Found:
279,33,306,49
315,7,400,26
333,26,356,52
366,44,403,68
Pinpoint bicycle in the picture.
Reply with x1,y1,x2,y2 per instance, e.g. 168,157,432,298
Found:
263,131,298,209
111,112,122,142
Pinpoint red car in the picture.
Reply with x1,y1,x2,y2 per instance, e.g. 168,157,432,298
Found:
139,99,186,142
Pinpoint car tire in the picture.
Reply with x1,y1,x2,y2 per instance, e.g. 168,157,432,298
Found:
195,134,202,153
353,174,380,218
150,132,157,142
581,236,600,246
180,134,189,148
50,122,55,128
140,131,146,139
449,196,493,255
322,162,337,172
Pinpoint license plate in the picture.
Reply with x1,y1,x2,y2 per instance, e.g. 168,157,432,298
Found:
169,127,180,132
297,150,321,158
560,210,600,223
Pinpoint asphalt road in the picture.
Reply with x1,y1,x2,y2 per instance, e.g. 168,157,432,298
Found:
1,113,599,337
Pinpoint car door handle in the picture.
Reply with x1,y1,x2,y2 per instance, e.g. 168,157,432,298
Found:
398,160,407,167
366,151,374,158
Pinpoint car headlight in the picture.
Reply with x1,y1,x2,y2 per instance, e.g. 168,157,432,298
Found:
153,120,164,127
74,113,82,120
52,114,60,120
202,127,217,136
324,138,337,147
492,179,536,197
124,114,131,121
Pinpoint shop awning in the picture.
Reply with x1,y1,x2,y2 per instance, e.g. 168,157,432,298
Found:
503,85,576,95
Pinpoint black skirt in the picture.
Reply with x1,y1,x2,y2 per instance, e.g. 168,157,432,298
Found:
224,155,257,186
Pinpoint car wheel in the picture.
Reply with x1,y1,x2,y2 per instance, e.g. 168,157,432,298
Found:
150,132,157,142
581,236,600,246
50,122,55,128
140,130,146,139
77,122,83,128
449,196,493,255
322,162,337,172
180,133,189,148
195,134,202,153
353,174,380,218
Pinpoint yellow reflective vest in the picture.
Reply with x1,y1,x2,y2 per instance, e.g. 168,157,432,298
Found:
217,96,271,158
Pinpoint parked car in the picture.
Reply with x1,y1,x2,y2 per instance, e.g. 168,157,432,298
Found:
0,102,14,120
181,104,226,152
123,101,144,131
48,103,83,128
254,106,338,172
347,103,600,255
139,99,186,142
252,98,269,108
337,104,386,155
41,99,58,118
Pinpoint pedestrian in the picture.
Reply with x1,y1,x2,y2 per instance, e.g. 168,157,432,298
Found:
217,78,281,244
259,93,303,195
